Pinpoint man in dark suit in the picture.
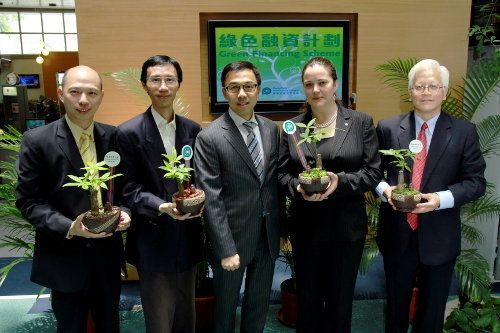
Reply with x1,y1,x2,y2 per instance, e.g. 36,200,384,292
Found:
116,55,202,333
376,59,486,333
16,65,131,333
194,61,282,333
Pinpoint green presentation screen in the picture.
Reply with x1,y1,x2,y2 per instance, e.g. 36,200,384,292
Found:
208,20,350,114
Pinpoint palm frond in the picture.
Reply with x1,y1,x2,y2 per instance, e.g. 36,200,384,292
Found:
0,126,22,152
461,221,485,246
476,115,500,158
0,257,31,287
359,245,379,275
461,192,500,225
375,57,418,95
455,249,491,303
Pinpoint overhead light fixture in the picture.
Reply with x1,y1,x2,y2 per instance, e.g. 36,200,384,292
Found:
36,56,44,64
34,6,50,64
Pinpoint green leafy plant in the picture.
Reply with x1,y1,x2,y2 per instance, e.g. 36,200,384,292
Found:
159,148,194,196
0,126,34,286
63,161,122,215
296,118,330,174
374,56,500,302
468,0,499,59
443,296,500,333
379,148,419,195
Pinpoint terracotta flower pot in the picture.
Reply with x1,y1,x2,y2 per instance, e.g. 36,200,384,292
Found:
195,277,215,333
173,189,205,215
82,206,121,234
298,174,329,195
277,278,297,327
391,192,421,212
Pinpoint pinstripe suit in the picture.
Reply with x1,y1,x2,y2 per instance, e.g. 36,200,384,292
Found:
194,111,281,333
278,106,381,332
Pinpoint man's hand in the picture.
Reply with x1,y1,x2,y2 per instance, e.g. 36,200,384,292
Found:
159,202,191,220
221,254,240,271
412,192,440,214
383,186,398,210
297,172,338,201
67,213,112,239
115,211,131,232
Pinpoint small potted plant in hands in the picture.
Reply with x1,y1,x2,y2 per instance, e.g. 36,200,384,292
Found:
379,148,421,212
63,160,123,233
159,147,205,215
296,118,331,194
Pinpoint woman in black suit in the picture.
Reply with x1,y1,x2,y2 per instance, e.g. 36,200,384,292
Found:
278,57,381,333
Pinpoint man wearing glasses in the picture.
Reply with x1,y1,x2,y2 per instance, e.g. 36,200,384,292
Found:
375,59,486,333
116,55,203,333
194,61,282,333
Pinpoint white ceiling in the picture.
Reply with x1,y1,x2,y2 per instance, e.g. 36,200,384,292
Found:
0,0,75,9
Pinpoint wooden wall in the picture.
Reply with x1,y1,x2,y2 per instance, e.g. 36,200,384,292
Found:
75,0,472,126
41,52,79,101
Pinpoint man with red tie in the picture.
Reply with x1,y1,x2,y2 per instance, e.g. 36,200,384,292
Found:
375,59,486,333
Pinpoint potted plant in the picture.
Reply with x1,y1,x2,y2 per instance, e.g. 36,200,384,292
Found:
159,147,205,215
63,160,122,233
379,148,421,212
277,236,297,327
295,118,331,194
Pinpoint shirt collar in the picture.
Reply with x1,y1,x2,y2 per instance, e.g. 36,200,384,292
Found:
228,108,257,128
151,106,176,130
414,112,439,136
65,114,94,140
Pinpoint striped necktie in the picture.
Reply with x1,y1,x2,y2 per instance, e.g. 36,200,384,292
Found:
407,122,428,230
79,132,94,164
243,121,264,181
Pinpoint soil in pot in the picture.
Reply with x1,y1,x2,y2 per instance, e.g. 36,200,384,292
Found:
173,187,205,215
82,205,121,234
391,187,421,212
298,168,329,195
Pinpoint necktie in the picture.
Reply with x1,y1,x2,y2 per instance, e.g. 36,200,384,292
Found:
79,132,94,165
243,121,264,181
407,122,428,230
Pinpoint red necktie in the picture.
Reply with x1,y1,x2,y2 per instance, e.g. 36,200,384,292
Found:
407,122,428,230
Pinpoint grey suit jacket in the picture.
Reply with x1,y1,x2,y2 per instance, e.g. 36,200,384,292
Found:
194,112,281,266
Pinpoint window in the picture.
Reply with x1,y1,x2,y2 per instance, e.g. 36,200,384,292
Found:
0,10,77,55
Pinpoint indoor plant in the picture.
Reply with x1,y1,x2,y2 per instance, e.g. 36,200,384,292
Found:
159,147,205,215
63,160,122,233
443,296,500,333
379,148,420,212
277,236,297,327
295,118,331,194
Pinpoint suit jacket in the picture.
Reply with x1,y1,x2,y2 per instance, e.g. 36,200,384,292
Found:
116,108,203,272
278,106,382,242
194,112,281,266
15,118,124,293
376,111,486,265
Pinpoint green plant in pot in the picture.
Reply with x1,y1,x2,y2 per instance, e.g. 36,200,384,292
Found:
379,148,421,212
277,236,297,327
296,118,331,194
159,147,205,215
63,160,122,233
443,296,500,333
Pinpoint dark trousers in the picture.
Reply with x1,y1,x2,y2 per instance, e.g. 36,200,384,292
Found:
383,231,455,333
138,266,197,333
51,256,121,333
212,229,275,333
292,238,365,333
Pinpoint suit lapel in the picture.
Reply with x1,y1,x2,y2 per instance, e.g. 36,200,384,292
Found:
328,106,351,160
421,113,452,189
93,122,109,162
221,112,260,181
256,115,271,183
397,112,416,182
56,119,85,176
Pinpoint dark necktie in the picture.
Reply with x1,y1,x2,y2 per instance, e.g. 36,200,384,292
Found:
243,121,263,181
408,122,428,230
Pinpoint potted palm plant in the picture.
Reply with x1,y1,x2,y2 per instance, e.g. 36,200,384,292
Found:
379,148,420,212
159,147,205,215
294,118,331,194
63,161,122,234
277,236,297,327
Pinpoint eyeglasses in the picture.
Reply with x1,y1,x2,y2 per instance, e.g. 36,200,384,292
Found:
224,83,258,94
411,84,444,93
147,76,178,87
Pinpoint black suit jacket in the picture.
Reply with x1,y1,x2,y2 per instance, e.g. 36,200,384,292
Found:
376,111,486,265
116,108,202,272
278,106,382,242
16,118,124,293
